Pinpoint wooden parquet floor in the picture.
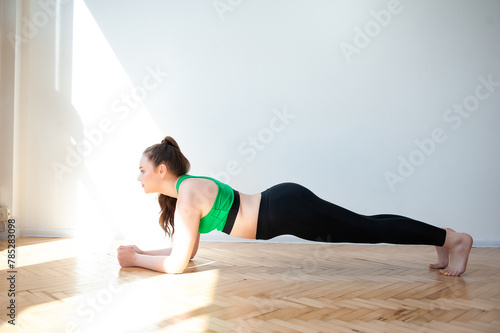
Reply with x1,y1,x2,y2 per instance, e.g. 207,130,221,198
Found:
1,237,499,333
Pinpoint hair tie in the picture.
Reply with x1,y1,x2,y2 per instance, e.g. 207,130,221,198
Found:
161,139,176,148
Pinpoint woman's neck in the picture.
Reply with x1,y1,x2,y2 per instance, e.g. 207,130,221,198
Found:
159,175,181,198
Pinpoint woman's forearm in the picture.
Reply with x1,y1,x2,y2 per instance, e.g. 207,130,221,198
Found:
141,247,173,256
133,254,186,274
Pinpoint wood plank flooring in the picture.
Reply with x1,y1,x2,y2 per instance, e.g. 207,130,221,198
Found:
1,237,499,332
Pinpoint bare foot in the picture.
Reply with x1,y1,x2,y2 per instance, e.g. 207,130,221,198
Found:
439,229,473,277
429,228,454,270
429,246,449,269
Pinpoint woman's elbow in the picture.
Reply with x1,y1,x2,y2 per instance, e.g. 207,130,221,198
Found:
164,260,188,274
190,250,197,260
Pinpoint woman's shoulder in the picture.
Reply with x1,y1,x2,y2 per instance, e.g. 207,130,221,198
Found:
176,177,218,215
177,176,218,200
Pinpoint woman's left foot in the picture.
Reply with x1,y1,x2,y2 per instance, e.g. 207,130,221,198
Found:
429,228,454,270
430,246,449,269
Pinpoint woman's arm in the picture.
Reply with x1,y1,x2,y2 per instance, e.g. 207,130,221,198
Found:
131,253,179,273
116,247,170,272
117,191,202,273
117,245,173,256
117,237,198,273
190,232,200,259
121,232,200,258
142,248,173,256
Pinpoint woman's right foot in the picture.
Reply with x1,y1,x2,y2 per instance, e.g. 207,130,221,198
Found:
439,228,473,277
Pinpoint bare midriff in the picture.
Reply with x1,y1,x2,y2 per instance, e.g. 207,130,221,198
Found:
229,192,261,239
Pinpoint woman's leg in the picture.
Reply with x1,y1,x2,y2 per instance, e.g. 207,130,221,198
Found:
257,183,446,245
256,183,472,275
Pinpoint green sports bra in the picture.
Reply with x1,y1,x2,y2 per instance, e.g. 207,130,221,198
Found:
175,175,235,234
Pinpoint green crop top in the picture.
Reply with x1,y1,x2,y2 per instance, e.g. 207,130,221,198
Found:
175,175,235,234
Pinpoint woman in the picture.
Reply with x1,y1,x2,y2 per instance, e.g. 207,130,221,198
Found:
117,136,473,276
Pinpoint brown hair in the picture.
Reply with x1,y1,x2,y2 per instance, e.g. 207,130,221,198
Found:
143,136,191,237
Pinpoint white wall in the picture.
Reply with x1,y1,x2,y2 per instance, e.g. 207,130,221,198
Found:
1,0,499,246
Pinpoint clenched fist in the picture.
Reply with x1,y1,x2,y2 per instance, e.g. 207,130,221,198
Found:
117,245,141,267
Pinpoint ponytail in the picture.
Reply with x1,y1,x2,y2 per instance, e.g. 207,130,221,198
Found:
143,136,191,237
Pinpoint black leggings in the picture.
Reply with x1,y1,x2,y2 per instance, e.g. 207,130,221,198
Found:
255,183,446,246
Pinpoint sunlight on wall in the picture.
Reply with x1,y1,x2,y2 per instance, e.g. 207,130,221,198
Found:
58,2,219,328
70,0,165,246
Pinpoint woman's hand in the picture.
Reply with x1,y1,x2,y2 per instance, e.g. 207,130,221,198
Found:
118,244,143,254
128,245,143,254
117,245,140,267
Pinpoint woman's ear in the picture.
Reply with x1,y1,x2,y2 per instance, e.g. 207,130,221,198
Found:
158,163,168,177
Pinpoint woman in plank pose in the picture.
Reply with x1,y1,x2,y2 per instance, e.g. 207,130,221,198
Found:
117,136,473,276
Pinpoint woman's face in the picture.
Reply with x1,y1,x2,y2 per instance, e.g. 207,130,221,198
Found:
137,155,162,193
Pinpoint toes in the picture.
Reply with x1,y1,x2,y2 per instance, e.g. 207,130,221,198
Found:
439,268,461,277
